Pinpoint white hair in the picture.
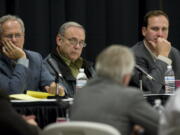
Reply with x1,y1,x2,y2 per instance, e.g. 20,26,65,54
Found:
95,45,135,83
0,15,25,35
58,21,85,35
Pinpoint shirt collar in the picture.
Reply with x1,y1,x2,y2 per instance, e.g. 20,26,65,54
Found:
56,48,83,68
143,40,157,60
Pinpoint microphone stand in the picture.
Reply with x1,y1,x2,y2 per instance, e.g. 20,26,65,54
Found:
47,58,66,98
47,58,72,121
47,70,65,99
55,73,63,96
139,72,144,95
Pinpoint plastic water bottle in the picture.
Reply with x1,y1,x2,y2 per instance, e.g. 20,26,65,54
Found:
76,68,88,90
153,99,164,115
164,65,175,94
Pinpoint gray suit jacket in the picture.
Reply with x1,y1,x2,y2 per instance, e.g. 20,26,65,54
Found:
0,50,54,94
131,41,180,93
70,76,159,135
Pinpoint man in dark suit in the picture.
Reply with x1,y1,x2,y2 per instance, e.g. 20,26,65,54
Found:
131,10,180,94
0,89,40,135
0,15,64,96
70,45,159,135
44,22,95,97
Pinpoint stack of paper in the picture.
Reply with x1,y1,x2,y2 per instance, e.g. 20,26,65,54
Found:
10,94,41,101
10,90,55,101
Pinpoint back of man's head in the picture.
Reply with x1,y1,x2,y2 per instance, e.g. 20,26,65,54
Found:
95,45,135,84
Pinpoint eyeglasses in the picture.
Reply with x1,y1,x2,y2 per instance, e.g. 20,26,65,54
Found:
62,35,86,47
2,33,24,39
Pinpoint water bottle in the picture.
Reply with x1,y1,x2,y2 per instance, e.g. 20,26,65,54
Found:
76,68,88,90
153,99,164,115
164,65,175,94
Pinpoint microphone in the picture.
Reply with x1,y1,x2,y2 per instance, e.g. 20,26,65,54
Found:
47,58,67,96
135,65,154,80
47,58,62,79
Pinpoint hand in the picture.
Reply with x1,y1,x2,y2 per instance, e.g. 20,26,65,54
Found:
148,37,171,57
44,82,65,96
22,115,38,126
2,40,26,60
130,125,144,135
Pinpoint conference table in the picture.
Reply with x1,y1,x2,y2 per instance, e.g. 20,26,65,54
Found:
11,93,173,128
11,98,73,128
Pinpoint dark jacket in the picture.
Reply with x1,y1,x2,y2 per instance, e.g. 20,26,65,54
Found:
44,49,96,97
0,90,40,135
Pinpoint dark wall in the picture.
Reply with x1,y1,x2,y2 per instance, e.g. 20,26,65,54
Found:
0,0,179,62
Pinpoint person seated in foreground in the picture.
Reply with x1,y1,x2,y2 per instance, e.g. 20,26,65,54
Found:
70,45,159,135
0,89,40,135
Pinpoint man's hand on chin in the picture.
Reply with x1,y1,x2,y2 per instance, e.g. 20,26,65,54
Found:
2,40,26,60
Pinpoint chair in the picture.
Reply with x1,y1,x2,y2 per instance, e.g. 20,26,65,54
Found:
41,121,121,135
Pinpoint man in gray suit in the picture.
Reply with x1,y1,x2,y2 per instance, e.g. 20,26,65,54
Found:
70,45,159,135
130,10,180,94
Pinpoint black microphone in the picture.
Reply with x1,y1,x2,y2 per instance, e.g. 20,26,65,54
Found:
47,58,68,96
47,58,62,79
135,65,154,80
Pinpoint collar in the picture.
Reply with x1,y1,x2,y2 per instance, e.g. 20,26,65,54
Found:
56,48,83,69
143,40,157,61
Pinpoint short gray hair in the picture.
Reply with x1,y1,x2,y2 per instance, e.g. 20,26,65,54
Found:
0,15,25,35
95,45,135,83
58,21,85,36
